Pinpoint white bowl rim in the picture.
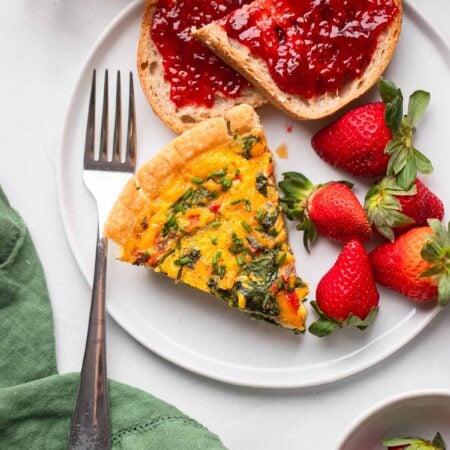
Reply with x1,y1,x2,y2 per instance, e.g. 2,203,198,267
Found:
336,388,450,449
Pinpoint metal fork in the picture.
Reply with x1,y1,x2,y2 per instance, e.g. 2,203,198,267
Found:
68,70,136,450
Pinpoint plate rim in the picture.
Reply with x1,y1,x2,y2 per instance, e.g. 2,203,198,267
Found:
335,388,450,449
56,0,449,389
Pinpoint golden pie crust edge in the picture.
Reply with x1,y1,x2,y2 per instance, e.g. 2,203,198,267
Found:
103,104,260,248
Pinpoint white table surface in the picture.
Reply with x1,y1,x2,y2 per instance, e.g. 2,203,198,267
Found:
0,2,449,449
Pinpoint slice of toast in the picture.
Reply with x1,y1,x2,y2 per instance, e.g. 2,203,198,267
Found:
104,105,308,331
137,0,266,134
194,0,402,121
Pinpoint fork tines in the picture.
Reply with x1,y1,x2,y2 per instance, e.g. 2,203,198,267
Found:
84,69,136,172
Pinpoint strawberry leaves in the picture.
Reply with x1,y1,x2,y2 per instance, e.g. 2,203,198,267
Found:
365,177,416,241
308,301,378,337
308,309,338,337
378,79,432,190
279,172,318,252
379,78,403,134
420,219,450,307
297,218,318,253
438,274,450,308
364,81,436,241
433,434,448,450
383,433,447,450
407,90,431,127
344,307,379,330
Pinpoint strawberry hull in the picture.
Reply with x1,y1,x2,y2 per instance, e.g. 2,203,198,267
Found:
365,177,445,242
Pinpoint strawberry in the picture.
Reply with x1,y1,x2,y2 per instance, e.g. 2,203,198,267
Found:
365,177,445,241
309,240,379,337
279,172,371,251
312,102,392,177
311,79,432,188
383,432,447,449
370,220,450,305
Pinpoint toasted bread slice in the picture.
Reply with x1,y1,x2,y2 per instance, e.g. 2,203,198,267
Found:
137,0,266,134
104,105,308,331
194,0,402,121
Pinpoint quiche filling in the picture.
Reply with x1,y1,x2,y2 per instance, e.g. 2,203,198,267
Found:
105,106,308,331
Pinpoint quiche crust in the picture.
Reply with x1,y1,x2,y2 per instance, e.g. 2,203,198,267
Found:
105,105,258,245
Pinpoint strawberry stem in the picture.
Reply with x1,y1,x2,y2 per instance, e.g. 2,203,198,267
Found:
378,78,432,190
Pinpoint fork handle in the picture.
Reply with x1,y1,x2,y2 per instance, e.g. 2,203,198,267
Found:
68,231,111,450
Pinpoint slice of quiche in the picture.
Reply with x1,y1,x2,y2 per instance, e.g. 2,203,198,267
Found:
104,105,308,331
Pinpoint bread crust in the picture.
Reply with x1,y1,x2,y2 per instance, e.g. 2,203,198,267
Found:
194,0,403,121
137,0,266,133
104,104,261,244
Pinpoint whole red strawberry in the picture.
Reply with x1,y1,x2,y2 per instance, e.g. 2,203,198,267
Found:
279,172,371,251
370,220,450,304
383,432,447,449
309,240,379,337
312,102,392,177
365,177,445,241
312,79,432,188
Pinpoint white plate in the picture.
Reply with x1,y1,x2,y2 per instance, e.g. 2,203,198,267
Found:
336,390,450,449
57,0,450,388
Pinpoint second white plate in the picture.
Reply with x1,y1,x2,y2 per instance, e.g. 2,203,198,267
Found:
57,0,450,388
337,390,450,449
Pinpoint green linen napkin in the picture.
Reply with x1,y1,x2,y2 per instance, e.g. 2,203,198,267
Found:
0,186,226,450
